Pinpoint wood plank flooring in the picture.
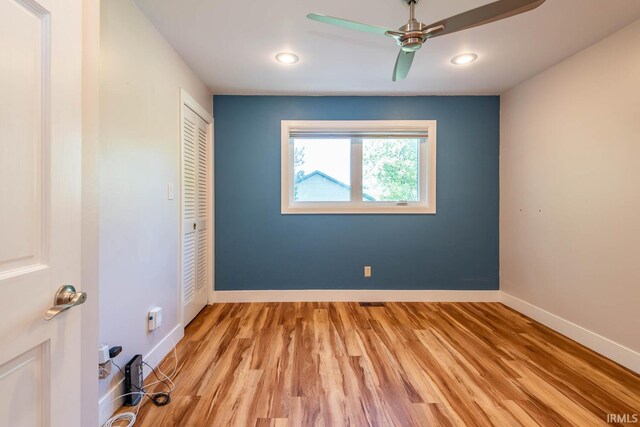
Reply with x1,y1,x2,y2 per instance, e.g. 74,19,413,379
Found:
123,303,640,426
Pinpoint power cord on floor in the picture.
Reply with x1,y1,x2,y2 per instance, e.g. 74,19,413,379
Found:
103,343,178,427
112,353,175,406
142,361,172,406
102,391,142,427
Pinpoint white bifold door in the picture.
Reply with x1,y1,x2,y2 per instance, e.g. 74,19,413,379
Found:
0,0,85,425
182,105,211,325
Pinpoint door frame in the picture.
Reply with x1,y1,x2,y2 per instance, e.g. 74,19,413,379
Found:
179,89,214,329
80,0,100,425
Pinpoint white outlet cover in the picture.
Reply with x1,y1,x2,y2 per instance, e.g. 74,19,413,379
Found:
148,307,163,331
98,344,110,364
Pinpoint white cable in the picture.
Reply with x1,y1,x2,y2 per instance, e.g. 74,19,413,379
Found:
158,338,178,379
150,345,177,390
102,342,179,427
103,391,143,427
102,411,136,427
140,338,178,394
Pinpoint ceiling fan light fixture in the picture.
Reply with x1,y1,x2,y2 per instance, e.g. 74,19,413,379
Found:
451,53,478,65
401,38,424,52
275,52,299,64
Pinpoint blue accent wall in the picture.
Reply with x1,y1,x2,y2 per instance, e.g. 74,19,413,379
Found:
214,96,499,291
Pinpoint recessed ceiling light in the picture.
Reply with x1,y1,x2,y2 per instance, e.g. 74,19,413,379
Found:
275,52,299,64
451,53,478,65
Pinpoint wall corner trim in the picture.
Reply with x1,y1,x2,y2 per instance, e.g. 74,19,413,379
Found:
499,292,640,374
98,323,185,426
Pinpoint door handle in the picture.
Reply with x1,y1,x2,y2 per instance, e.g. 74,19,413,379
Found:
44,285,87,320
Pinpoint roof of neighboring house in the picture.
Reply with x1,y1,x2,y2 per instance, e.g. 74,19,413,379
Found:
297,170,375,201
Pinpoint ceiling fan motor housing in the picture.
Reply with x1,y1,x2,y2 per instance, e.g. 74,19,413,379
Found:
398,19,428,51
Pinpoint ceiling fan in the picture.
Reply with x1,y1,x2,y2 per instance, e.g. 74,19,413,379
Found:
307,0,545,81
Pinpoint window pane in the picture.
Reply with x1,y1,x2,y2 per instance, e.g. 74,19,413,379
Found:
293,138,351,201
362,138,420,202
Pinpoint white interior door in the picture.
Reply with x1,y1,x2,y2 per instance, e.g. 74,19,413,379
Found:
182,105,210,325
0,0,83,425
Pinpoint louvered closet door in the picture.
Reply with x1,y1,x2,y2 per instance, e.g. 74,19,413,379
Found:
182,106,209,325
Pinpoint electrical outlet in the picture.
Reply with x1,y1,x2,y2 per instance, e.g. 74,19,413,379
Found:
99,360,111,379
364,266,372,278
98,344,111,379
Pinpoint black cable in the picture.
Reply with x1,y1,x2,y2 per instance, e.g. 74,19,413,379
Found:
128,380,171,407
111,360,125,376
143,361,172,389
142,361,172,406
114,358,172,407
147,392,171,406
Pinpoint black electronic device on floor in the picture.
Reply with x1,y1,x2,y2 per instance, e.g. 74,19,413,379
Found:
124,354,143,406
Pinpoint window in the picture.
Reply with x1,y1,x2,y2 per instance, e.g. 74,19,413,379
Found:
281,120,436,214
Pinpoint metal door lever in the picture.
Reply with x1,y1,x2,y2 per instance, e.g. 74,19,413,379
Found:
44,285,87,320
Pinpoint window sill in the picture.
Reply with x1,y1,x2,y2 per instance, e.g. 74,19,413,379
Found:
281,204,436,215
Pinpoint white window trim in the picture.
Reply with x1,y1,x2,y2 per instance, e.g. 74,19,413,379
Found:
281,120,437,214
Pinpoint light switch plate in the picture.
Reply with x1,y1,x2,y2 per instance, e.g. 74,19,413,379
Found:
167,184,174,200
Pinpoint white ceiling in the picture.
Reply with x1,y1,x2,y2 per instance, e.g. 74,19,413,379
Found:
133,0,640,95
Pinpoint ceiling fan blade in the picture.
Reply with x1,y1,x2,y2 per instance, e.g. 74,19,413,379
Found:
307,13,393,36
392,50,415,82
425,0,545,38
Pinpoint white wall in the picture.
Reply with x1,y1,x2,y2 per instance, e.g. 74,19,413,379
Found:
501,19,640,358
98,0,211,418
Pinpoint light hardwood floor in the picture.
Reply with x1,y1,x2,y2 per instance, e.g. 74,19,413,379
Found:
123,302,640,426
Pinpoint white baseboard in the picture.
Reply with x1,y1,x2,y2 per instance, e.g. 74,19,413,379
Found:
211,289,501,303
500,292,639,374
98,323,184,426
